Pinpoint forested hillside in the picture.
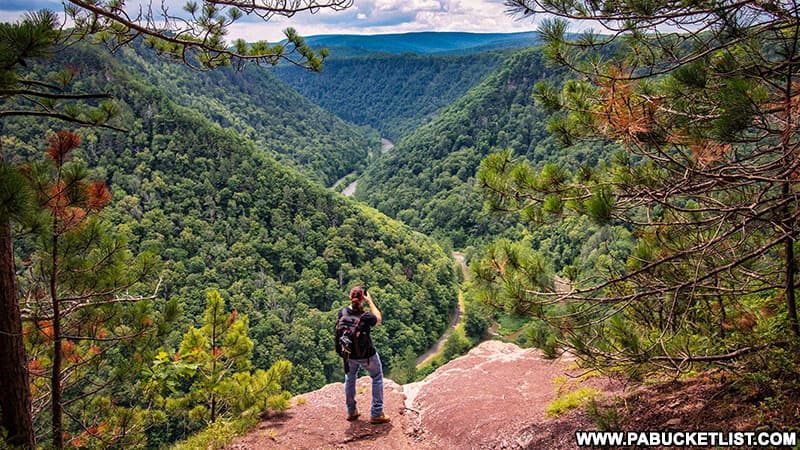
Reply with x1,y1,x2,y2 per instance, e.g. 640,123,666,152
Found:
271,51,508,141
2,42,456,446
113,40,380,187
354,48,626,263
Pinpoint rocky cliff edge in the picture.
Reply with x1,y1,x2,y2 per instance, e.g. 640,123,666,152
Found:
226,341,621,449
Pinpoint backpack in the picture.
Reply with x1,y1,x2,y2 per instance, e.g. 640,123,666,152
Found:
335,308,363,359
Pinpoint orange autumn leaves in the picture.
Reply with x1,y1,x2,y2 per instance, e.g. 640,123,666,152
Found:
46,130,82,166
593,65,733,168
43,130,112,232
25,318,107,374
595,69,658,146
86,180,112,209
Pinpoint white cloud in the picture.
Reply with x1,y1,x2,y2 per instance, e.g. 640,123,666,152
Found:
0,10,27,23
372,0,444,13
0,0,539,42
224,0,537,41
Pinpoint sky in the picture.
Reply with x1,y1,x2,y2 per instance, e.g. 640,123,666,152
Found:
0,0,541,42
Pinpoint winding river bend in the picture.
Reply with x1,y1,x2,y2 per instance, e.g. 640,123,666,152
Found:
416,252,467,368
338,138,395,197
334,140,463,367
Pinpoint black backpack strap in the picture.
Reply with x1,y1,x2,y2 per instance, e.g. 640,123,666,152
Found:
338,307,363,361
351,313,362,357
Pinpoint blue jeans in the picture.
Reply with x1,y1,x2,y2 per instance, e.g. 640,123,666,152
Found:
344,352,384,417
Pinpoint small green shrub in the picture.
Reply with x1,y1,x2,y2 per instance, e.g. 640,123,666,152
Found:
497,313,527,336
546,387,602,417
170,417,259,450
587,398,620,431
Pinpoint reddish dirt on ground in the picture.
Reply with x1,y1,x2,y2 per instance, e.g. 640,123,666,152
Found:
227,342,800,449
225,341,622,450
615,369,800,434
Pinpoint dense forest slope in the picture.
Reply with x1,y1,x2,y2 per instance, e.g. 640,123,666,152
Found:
345,47,630,278
112,40,380,187
271,52,508,141
3,44,457,396
352,48,568,246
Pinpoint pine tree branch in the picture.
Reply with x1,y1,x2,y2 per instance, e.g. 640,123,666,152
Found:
65,0,336,69
649,341,789,363
210,0,353,16
19,79,67,91
0,89,112,100
0,110,127,132
58,277,163,317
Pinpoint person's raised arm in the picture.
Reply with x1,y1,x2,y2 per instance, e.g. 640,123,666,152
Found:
365,291,382,326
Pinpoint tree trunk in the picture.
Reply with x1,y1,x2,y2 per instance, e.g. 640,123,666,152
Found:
51,214,63,449
0,149,35,448
0,217,36,448
211,305,218,423
784,227,799,337
782,59,799,338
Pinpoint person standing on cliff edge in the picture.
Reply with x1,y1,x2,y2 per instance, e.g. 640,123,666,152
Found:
334,285,391,424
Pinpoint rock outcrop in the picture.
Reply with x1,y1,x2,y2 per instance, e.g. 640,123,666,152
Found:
226,341,620,449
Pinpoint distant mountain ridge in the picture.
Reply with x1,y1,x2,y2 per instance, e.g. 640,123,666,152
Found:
297,31,541,56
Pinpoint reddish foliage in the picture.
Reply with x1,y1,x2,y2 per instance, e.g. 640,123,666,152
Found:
86,181,112,210
47,181,68,211
61,340,75,357
737,312,757,331
58,207,88,232
46,130,81,166
39,320,54,338
594,65,660,145
28,359,44,375
689,139,731,167
46,181,85,231
765,81,800,126
47,180,92,231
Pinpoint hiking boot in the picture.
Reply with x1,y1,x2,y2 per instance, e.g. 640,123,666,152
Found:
370,413,391,424
346,410,360,421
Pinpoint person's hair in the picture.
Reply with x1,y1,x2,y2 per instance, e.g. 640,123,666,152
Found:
349,286,366,313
